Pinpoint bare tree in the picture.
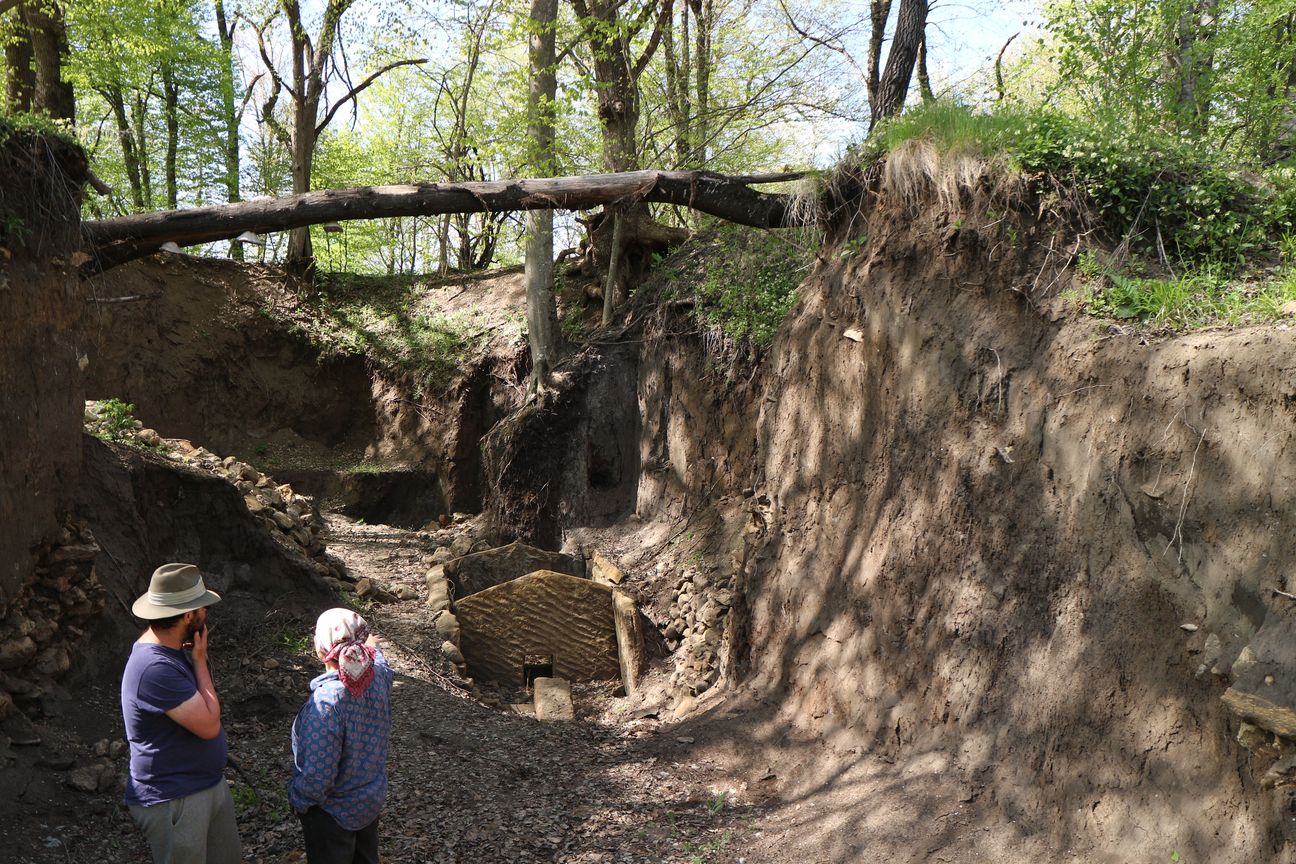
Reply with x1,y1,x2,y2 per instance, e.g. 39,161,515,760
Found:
254,0,425,270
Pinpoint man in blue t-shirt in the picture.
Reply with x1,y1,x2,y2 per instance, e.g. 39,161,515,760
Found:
121,563,241,864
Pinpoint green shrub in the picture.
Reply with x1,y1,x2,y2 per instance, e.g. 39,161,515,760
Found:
695,227,807,349
871,100,1296,270
1082,260,1296,329
91,398,141,444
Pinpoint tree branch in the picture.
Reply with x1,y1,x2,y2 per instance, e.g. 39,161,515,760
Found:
633,0,674,78
316,58,428,134
777,0,869,87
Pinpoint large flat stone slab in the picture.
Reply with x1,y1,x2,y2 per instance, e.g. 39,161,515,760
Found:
446,541,583,597
456,570,618,684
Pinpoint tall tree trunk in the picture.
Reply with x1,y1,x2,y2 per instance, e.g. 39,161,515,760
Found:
866,0,892,113
22,0,73,120
105,86,146,210
162,65,180,209
526,0,560,393
1171,0,1218,136
215,0,243,259
132,91,154,209
870,0,927,127
571,0,672,172
663,4,685,166
917,32,934,103
4,13,34,113
690,0,711,166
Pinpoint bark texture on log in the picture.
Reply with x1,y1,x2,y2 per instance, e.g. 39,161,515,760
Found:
82,170,800,275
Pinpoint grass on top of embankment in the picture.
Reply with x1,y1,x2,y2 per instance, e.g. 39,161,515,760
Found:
861,100,1296,332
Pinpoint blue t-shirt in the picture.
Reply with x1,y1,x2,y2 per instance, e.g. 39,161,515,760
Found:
120,642,228,807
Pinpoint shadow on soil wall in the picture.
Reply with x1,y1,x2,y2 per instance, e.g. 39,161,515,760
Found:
617,171,1296,860
0,134,87,609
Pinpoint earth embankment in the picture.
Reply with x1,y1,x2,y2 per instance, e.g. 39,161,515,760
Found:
602,166,1296,861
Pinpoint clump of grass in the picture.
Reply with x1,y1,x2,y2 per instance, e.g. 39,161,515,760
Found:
1078,256,1296,330
872,100,1035,157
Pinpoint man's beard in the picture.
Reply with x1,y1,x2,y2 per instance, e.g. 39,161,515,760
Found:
186,614,205,641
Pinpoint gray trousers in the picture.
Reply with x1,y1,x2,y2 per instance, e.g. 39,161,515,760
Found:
128,779,242,864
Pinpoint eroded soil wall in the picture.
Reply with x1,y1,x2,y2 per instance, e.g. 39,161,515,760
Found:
0,135,86,611
627,183,1296,859
83,258,376,464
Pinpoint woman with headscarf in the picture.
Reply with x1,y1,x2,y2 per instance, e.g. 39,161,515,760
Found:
289,608,393,864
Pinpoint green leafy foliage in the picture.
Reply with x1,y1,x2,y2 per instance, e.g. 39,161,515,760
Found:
874,100,1296,268
695,227,807,349
90,398,140,444
0,111,77,146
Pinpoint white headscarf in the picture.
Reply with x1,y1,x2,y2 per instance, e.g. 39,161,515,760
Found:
313,608,376,697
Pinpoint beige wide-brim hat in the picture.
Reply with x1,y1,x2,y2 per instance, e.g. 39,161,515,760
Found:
131,563,222,620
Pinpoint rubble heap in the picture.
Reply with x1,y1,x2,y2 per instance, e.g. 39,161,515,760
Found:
84,400,343,581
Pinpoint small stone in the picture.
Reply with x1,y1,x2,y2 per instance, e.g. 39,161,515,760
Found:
1238,722,1269,752
449,534,474,558
356,578,375,598
431,547,452,565
109,740,127,760
675,736,695,744
35,645,70,676
262,658,280,671
1266,675,1276,685
1180,623,1199,632
68,766,101,793
93,739,109,757
393,585,419,602
441,641,465,665
0,636,37,670
433,611,460,644
1232,645,1258,678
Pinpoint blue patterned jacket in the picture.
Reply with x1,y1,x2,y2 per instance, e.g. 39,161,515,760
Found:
289,649,393,830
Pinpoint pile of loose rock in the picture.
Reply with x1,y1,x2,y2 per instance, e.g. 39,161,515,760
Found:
0,519,104,742
663,566,734,696
84,400,343,581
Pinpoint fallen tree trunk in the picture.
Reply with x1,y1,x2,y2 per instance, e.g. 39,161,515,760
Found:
81,169,806,275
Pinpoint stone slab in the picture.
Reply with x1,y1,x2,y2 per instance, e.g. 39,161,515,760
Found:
533,677,575,721
591,551,625,586
446,541,583,597
613,590,644,696
456,570,618,684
